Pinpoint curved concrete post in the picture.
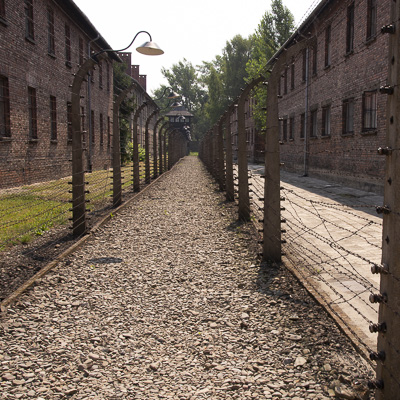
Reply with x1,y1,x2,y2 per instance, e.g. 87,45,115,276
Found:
158,122,169,175
112,81,136,207
71,55,104,236
132,101,147,192
237,76,265,221
145,109,159,183
153,116,165,178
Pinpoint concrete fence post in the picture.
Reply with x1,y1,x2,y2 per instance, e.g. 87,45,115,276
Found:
217,117,225,191
145,109,158,184
225,108,235,202
372,0,400,397
132,102,147,192
71,56,101,236
237,77,264,221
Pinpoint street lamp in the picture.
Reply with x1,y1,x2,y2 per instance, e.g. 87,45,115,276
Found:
71,31,163,236
92,30,164,60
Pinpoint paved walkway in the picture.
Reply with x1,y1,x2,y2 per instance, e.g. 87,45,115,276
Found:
1,157,373,400
279,171,382,352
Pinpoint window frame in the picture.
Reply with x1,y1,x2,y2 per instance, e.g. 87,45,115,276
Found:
342,98,355,135
362,90,377,131
310,108,318,138
321,105,331,137
28,87,38,140
65,24,72,67
47,7,55,56
289,116,295,140
325,25,331,67
346,3,355,54
50,95,57,141
0,75,11,138
300,113,305,139
24,0,34,42
367,0,377,41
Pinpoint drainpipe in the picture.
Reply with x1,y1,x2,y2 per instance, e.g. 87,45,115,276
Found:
304,46,309,176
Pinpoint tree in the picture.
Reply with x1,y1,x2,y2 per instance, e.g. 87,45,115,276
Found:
246,0,295,130
113,62,136,164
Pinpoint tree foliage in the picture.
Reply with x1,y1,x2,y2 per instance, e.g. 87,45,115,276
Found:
246,0,295,130
153,0,295,138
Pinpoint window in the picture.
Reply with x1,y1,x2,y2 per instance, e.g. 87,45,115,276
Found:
25,0,34,41
107,116,111,147
300,113,305,139
99,113,104,145
321,105,331,137
312,43,317,75
282,117,287,141
65,24,71,67
367,0,377,40
310,109,318,138
342,98,354,134
0,0,6,19
278,75,281,97
67,102,72,141
290,60,295,90
325,25,331,67
91,110,95,143
0,76,11,138
346,3,354,54
106,63,110,92
99,61,103,89
50,96,57,140
79,37,84,65
81,106,86,144
284,67,288,95
47,8,55,55
302,49,307,81
28,87,37,139
363,91,377,130
289,116,295,140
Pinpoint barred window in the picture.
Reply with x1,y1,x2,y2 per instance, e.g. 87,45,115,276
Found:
0,76,11,138
325,25,331,67
367,0,377,40
28,87,37,139
99,113,104,145
65,24,71,66
363,91,377,130
25,0,34,41
0,0,6,19
321,105,331,137
289,116,294,140
50,95,57,140
310,109,318,138
342,98,354,134
300,113,305,139
47,8,55,55
282,117,287,141
79,37,84,65
346,3,354,54
107,116,111,147
67,102,72,141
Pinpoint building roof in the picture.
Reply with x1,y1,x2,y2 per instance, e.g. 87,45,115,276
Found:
267,0,330,66
54,0,121,62
165,104,194,118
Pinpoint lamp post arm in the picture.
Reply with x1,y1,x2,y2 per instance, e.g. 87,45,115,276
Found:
92,30,152,59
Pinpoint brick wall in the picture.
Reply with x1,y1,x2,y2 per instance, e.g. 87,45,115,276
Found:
276,0,390,193
0,0,115,189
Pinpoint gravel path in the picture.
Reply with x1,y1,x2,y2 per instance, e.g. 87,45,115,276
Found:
1,156,374,399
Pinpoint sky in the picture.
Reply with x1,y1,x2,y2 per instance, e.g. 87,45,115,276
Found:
73,0,319,95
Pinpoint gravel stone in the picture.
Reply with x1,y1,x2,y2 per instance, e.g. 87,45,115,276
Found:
0,157,374,399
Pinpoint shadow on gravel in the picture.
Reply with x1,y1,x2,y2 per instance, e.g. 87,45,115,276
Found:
88,257,123,264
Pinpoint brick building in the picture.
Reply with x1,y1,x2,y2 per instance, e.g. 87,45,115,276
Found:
0,0,119,189
273,0,390,193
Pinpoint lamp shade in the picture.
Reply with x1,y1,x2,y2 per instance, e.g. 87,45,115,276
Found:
136,41,164,55
167,91,180,99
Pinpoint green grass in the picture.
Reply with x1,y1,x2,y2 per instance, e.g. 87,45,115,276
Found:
189,152,199,156
0,193,70,250
0,162,155,251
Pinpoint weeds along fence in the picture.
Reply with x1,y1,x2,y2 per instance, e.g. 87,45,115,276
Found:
0,63,189,254
199,9,400,394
